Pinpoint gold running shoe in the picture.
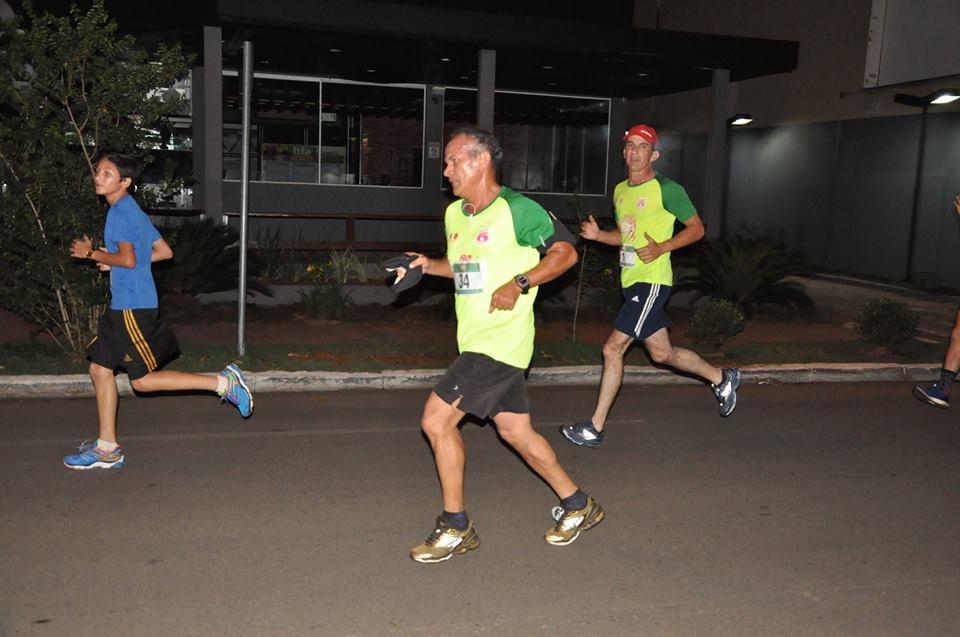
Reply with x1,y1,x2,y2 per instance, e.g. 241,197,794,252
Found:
410,517,480,563
544,497,605,546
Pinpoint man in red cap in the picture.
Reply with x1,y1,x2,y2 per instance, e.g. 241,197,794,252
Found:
561,124,741,449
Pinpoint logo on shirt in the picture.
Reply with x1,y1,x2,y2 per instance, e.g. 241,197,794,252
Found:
636,198,647,209
476,229,490,244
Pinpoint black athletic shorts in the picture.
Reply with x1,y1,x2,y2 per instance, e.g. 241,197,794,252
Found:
433,352,530,419
615,282,672,341
86,308,180,380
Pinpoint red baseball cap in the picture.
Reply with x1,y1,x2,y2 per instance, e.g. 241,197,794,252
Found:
623,124,658,146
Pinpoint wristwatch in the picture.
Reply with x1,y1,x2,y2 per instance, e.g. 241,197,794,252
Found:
514,274,531,294
85,249,95,259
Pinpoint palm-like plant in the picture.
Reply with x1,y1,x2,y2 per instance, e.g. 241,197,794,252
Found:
154,218,272,314
674,234,815,317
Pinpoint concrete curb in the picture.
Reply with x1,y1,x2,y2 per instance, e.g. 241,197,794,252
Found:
0,363,941,399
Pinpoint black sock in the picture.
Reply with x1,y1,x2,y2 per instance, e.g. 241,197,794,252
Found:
939,368,958,392
441,510,469,531
560,489,588,512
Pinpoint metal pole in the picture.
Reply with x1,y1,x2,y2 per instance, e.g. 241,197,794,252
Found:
237,41,253,357
904,104,928,282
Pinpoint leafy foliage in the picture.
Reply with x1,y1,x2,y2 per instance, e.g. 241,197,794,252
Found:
674,234,815,318
855,299,919,345
0,0,190,352
686,299,745,351
299,282,354,319
297,246,375,318
154,218,272,314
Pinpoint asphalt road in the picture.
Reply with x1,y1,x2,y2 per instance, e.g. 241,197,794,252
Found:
1,381,958,637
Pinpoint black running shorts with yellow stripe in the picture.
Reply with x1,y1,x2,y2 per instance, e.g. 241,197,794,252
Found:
86,309,180,380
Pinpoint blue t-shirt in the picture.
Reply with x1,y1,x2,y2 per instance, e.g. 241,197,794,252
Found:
103,195,162,309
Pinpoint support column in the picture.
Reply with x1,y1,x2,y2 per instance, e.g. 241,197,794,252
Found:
477,49,496,131
194,26,223,220
703,68,730,239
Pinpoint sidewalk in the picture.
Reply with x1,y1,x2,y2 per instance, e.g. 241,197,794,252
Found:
0,275,955,399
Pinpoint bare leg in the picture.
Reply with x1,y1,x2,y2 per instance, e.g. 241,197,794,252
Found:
420,391,467,512
493,411,577,499
90,362,120,444
590,329,634,431
130,370,219,394
942,310,960,372
643,327,723,385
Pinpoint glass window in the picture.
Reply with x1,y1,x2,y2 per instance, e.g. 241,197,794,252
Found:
320,82,424,187
223,76,320,183
443,89,609,195
223,75,424,187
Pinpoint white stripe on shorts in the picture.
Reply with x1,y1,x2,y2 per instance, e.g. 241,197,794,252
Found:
632,283,660,338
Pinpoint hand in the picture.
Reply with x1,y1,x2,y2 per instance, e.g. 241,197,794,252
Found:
580,215,600,240
636,232,665,263
488,279,521,313
70,234,93,259
407,252,430,273
394,252,427,283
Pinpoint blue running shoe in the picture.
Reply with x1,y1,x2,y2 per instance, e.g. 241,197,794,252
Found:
63,441,124,470
220,363,253,417
560,420,604,449
913,382,949,408
712,367,741,417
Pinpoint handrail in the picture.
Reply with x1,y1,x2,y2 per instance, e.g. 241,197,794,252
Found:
146,208,445,253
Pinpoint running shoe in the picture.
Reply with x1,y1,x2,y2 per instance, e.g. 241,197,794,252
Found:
220,363,253,417
560,420,604,448
63,441,125,470
913,382,949,408
712,367,741,417
544,496,605,546
410,517,480,563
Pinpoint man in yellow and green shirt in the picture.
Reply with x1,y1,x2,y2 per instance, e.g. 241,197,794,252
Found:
399,126,604,562
561,124,741,450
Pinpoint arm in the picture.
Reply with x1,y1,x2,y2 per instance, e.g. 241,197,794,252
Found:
70,235,136,268
637,213,705,264
407,253,453,278
580,214,622,246
152,237,174,262
488,240,577,313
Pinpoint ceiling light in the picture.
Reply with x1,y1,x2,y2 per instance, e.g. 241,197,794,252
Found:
440,57,451,62
929,89,960,105
895,88,960,107
727,114,753,126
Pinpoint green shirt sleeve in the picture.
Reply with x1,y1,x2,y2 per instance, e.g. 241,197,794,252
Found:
657,176,697,222
502,188,555,248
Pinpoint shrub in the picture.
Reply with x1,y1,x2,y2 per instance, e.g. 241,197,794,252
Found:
687,299,745,351
300,283,353,319
154,218,272,314
674,233,815,318
855,299,919,345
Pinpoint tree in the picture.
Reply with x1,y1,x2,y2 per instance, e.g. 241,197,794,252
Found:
0,0,190,353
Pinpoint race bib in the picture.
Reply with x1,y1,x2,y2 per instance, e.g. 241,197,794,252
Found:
452,260,486,295
619,245,637,268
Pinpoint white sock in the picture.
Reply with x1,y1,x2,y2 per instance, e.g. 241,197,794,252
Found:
216,374,228,395
97,439,118,452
